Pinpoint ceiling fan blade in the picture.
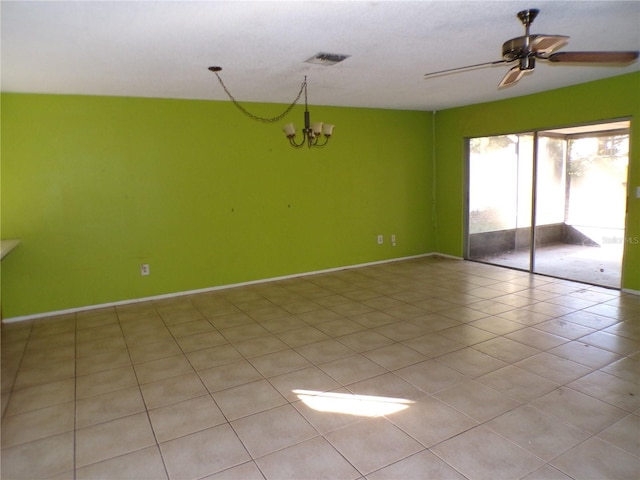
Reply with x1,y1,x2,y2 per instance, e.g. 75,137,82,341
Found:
498,66,526,88
530,35,569,54
546,51,639,63
425,60,507,79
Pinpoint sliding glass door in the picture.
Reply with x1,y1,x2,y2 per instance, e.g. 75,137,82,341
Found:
467,133,533,271
466,121,630,288
533,129,629,287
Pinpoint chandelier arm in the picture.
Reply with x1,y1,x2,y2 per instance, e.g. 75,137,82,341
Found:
288,135,306,148
313,136,330,148
212,70,306,123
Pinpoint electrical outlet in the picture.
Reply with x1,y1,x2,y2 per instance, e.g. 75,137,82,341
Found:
377,235,384,244
140,264,150,276
391,234,396,246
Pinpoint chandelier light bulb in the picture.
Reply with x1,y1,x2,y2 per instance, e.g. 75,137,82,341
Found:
283,123,296,138
322,124,334,136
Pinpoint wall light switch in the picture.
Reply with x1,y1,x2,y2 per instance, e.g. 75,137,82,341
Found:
636,186,640,199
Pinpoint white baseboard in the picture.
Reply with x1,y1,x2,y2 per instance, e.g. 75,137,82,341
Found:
430,252,464,261
2,253,442,324
622,288,640,296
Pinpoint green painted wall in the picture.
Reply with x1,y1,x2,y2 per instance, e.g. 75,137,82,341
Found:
3,72,639,318
434,72,640,291
1,94,434,318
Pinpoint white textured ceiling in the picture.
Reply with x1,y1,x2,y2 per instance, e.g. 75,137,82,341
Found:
1,0,639,111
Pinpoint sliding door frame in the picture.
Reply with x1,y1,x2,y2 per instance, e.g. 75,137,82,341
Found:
463,118,632,288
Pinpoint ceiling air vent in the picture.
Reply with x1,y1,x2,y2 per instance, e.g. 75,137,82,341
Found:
305,52,350,66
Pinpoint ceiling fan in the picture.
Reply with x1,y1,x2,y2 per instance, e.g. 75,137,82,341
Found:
424,8,639,88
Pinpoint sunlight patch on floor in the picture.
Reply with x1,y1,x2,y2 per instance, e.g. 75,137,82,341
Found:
293,389,414,417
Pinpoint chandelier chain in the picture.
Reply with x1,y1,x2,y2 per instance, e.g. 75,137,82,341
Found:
212,71,306,123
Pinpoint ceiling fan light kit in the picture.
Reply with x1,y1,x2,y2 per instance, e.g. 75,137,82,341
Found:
424,8,639,88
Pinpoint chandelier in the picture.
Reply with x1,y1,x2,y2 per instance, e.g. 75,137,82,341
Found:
282,77,333,148
209,67,334,149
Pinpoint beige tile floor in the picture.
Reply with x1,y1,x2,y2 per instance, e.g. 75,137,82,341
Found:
1,256,639,479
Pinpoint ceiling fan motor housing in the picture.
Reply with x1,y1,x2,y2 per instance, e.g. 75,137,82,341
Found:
502,36,534,62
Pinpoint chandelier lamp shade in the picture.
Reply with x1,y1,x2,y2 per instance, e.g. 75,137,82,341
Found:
282,77,334,148
209,67,334,149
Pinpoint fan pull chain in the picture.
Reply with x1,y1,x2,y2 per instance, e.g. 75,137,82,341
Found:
210,68,305,123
